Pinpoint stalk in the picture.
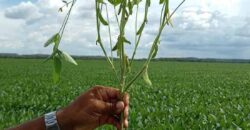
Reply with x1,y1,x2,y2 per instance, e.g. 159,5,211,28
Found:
125,0,186,91
130,1,150,66
118,1,128,129
105,4,114,63
45,0,185,129
95,1,119,82
58,0,77,44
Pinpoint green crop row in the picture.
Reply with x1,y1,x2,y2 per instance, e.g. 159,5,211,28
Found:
0,58,250,129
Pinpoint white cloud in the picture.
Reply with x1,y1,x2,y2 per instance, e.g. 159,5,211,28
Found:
4,1,43,23
1,0,250,59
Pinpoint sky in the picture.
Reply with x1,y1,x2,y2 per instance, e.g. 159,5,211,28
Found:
0,0,250,59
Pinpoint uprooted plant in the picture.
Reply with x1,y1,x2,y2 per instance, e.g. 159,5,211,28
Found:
43,0,185,129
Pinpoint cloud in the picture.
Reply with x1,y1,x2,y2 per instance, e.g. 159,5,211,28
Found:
155,6,250,59
4,1,43,23
1,0,250,59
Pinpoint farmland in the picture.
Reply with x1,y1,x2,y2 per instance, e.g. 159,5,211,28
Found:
0,58,250,129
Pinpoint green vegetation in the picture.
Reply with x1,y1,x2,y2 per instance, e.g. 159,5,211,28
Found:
44,1,184,128
1,58,250,129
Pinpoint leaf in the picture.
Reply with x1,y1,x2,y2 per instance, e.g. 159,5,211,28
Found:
128,0,133,15
159,0,164,4
62,0,69,7
97,0,104,3
62,0,68,4
112,36,121,51
44,33,60,47
59,8,63,12
152,43,159,59
61,51,78,65
124,55,131,73
123,37,131,44
53,56,62,84
108,0,122,6
43,51,56,63
136,22,145,35
112,38,122,56
146,0,151,7
53,34,61,51
97,8,109,26
142,65,152,86
134,0,141,5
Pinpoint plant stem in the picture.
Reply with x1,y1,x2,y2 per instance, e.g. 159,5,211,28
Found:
105,4,114,63
58,0,76,44
125,0,186,91
130,0,150,66
118,1,128,129
95,1,119,82
130,4,139,66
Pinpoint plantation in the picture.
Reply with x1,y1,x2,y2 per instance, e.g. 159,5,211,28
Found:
1,58,250,129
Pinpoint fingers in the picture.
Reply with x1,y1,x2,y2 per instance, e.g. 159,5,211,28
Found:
115,101,124,114
123,93,129,128
96,100,125,115
94,86,120,101
94,86,130,128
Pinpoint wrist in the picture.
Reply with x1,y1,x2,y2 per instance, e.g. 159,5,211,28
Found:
56,109,73,130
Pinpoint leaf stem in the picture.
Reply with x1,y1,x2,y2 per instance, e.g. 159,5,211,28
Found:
105,4,114,63
95,1,119,82
130,0,150,66
125,0,185,91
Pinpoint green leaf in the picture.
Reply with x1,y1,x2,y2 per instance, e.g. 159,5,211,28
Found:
61,51,78,65
53,34,61,51
123,37,131,44
124,55,131,73
146,0,151,7
159,0,164,4
43,51,56,63
97,8,109,26
108,0,122,6
152,43,159,59
112,36,123,56
97,0,104,3
136,22,145,35
53,56,62,84
128,0,133,15
133,0,141,5
44,33,60,47
142,65,152,86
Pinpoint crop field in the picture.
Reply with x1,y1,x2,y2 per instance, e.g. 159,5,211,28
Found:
0,58,250,129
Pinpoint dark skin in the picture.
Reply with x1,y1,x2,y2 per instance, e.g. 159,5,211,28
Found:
8,86,129,130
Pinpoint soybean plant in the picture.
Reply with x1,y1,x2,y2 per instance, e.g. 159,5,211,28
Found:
43,0,185,129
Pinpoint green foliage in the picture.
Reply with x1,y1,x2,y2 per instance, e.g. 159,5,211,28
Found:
1,59,250,129
60,51,78,66
142,65,152,86
97,7,109,26
53,56,62,84
94,0,185,94
44,0,185,93
43,0,185,129
44,0,78,83
43,33,60,47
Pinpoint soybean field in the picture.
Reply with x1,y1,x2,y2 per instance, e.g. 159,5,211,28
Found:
0,58,250,129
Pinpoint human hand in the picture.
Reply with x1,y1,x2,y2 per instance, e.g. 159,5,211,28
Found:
56,86,129,130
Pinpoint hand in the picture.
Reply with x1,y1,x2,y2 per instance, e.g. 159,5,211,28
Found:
57,86,129,130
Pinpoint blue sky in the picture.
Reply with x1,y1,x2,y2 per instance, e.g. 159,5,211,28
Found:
0,0,250,59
